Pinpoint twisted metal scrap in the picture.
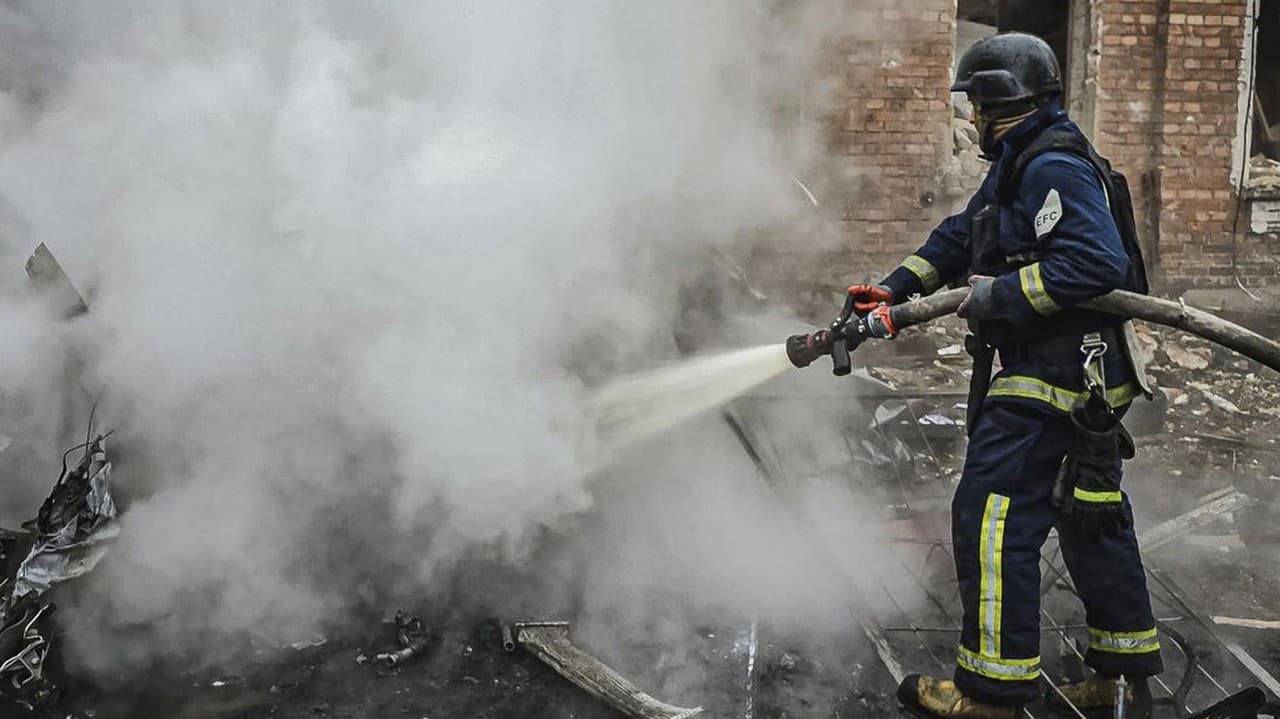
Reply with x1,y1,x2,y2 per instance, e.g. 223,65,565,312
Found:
11,437,118,604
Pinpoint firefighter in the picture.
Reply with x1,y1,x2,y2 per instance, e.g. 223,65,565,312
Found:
805,33,1164,718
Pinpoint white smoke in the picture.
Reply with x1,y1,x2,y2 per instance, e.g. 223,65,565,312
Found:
0,0,873,674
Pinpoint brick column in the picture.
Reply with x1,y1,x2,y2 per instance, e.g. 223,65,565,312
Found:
1095,0,1254,288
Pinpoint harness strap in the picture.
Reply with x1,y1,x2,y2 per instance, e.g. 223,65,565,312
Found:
996,326,1123,366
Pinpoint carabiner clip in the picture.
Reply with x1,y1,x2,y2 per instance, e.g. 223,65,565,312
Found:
1079,332,1108,395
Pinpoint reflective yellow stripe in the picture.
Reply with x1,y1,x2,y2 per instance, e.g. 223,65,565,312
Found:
1018,263,1060,315
1089,627,1160,655
1106,383,1140,407
1074,487,1122,503
962,496,1039,685
987,375,1141,413
979,494,1010,657
957,646,1041,681
900,254,941,293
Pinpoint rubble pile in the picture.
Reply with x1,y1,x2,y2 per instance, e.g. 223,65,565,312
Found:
941,105,988,197
1146,323,1280,422
1248,154,1280,192
950,110,986,178
1137,322,1280,492
863,314,972,393
862,310,1280,481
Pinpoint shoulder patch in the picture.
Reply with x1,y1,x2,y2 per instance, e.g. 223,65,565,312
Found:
1034,189,1062,239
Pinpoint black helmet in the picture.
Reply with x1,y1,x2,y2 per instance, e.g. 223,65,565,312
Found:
952,32,1062,108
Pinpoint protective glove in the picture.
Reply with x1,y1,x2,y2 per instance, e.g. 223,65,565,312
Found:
956,274,998,320
1058,393,1136,538
847,283,894,315
864,304,897,339
785,329,832,368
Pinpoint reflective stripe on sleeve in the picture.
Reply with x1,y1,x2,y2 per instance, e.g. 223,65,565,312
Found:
900,255,941,293
1073,487,1123,503
1089,627,1160,655
1018,263,1060,315
987,375,1141,413
957,646,1041,682
978,494,1011,657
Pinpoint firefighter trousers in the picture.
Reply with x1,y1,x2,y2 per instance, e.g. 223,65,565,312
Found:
951,401,1163,706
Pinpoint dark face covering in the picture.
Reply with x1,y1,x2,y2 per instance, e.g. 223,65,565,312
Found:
971,98,1038,156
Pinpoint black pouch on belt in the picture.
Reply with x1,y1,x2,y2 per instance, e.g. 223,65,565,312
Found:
1055,391,1136,537
964,333,995,437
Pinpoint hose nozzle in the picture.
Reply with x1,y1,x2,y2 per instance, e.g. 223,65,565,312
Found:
786,330,831,369
786,304,867,376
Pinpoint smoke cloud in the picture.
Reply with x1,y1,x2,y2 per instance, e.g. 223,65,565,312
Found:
0,0,880,676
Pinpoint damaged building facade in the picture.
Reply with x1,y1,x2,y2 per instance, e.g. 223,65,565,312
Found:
808,0,1280,293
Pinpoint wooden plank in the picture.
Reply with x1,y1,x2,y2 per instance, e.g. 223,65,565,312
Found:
1138,487,1253,552
1212,616,1280,631
513,622,702,719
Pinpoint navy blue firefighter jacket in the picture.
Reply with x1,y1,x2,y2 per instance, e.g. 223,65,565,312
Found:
878,98,1142,413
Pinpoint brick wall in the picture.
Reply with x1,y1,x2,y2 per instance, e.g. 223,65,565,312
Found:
1235,226,1280,280
757,0,959,302
800,0,1276,296
1093,1,1255,288
1089,2,1162,263
826,1,959,278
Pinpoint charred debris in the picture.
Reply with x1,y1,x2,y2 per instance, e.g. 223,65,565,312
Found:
4,246,1280,718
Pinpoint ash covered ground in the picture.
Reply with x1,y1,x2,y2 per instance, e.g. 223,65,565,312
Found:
48,611,898,719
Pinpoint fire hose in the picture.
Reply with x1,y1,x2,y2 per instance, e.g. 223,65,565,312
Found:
788,287,1280,376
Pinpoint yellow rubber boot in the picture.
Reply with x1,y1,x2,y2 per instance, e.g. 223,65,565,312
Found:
897,674,1018,719
1048,676,1151,718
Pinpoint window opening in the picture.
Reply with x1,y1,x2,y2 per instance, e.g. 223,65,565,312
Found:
1246,0,1280,195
